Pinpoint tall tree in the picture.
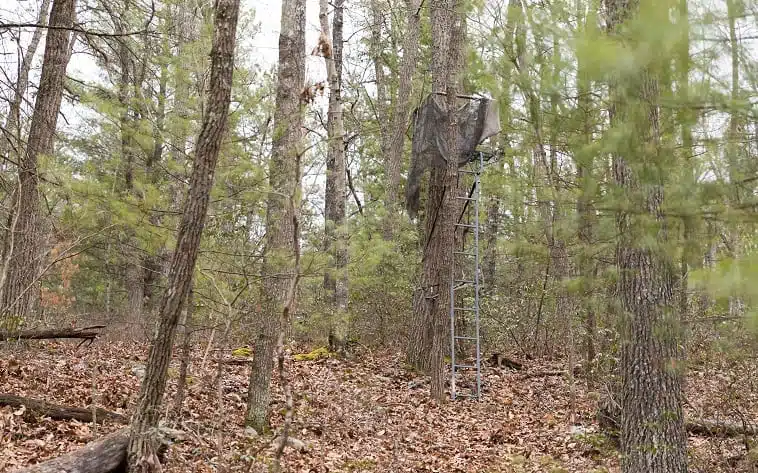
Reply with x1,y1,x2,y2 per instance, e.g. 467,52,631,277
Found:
0,0,52,162
575,0,599,370
605,0,688,471
112,4,146,320
370,0,388,158
246,0,306,432
320,0,349,350
405,0,466,399
126,0,240,469
0,0,75,328
725,0,744,318
677,0,697,328
381,0,422,237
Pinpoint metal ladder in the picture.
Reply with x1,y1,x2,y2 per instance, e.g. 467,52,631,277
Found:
450,151,483,400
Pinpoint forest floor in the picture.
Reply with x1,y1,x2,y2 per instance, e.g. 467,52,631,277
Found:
1,340,757,472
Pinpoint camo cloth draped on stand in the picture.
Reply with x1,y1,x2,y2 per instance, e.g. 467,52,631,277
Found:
405,93,500,217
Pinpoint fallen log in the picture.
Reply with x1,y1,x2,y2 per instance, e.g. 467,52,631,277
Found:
11,428,129,473
686,418,758,438
598,402,758,440
10,427,184,473
519,370,567,379
0,325,105,342
213,358,255,365
487,353,523,370
0,394,127,424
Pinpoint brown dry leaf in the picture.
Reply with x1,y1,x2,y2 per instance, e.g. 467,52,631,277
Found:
2,341,757,472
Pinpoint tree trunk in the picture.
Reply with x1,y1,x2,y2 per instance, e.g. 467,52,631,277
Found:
370,0,389,162
112,4,145,322
511,0,554,355
320,0,349,351
246,0,305,432
171,285,194,419
676,0,696,380
483,196,499,290
382,0,422,238
405,0,453,373
407,0,465,400
142,45,169,314
127,0,239,469
0,0,75,329
605,1,688,472
0,0,52,163
575,0,598,370
725,0,744,318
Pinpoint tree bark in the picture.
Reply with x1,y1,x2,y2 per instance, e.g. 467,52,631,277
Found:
370,0,389,163
725,0,744,318
320,0,349,351
483,196,499,289
246,0,305,432
171,285,194,419
575,0,598,370
0,0,75,329
126,0,240,469
111,3,146,322
0,394,127,424
411,0,465,400
382,0,422,238
605,1,688,472
676,0,696,380
13,429,131,473
12,427,182,473
405,0,464,380
405,0,452,373
0,0,52,163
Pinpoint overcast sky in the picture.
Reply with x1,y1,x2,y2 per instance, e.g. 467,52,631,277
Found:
0,0,346,140
0,0,331,89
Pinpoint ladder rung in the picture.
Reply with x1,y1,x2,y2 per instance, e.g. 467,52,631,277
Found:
454,336,478,340
455,223,476,228
453,307,477,311
454,279,475,284
454,364,477,369
454,251,476,256
456,196,476,201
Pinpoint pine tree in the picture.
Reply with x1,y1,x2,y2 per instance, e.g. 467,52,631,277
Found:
127,0,240,469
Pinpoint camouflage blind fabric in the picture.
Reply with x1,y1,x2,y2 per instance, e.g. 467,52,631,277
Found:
405,93,500,217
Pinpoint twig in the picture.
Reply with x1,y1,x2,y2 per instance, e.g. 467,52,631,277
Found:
200,328,216,373
0,0,156,38
346,168,363,216
91,362,98,436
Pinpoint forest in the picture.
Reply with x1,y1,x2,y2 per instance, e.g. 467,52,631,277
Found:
1,0,758,471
